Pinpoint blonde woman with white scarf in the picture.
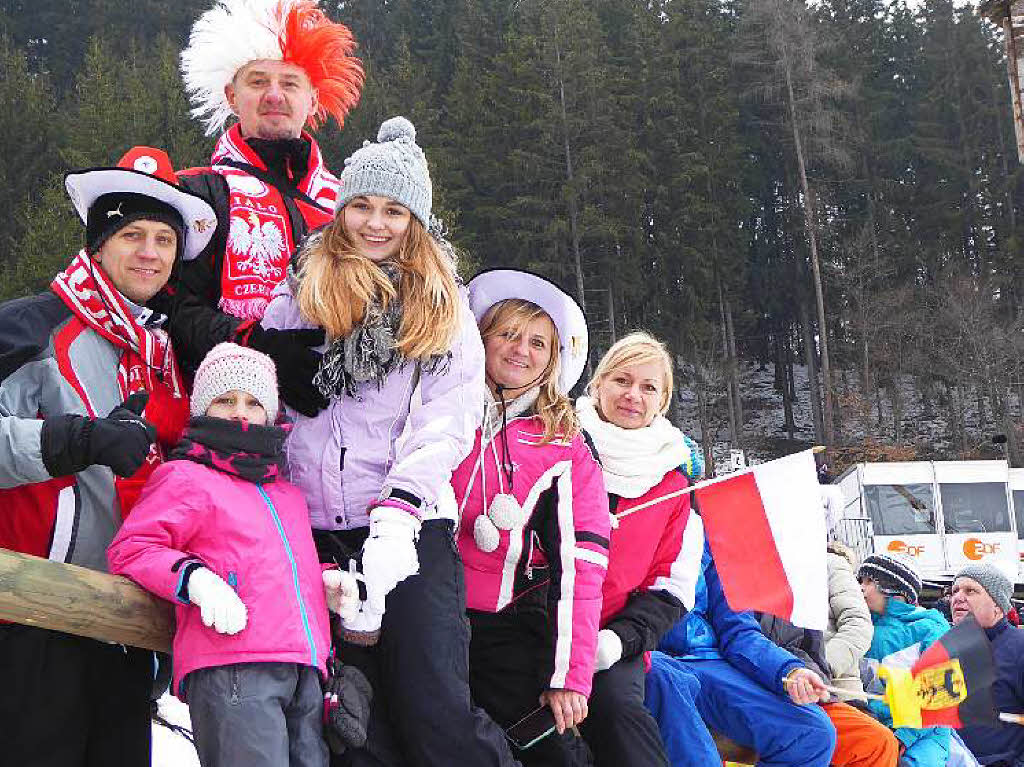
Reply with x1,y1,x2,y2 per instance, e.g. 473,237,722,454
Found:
574,331,704,767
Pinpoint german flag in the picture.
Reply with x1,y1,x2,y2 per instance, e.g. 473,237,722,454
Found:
909,615,998,727
881,615,997,729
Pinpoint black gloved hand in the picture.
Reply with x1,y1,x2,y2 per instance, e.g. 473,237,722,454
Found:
245,325,328,417
41,392,156,478
323,664,373,755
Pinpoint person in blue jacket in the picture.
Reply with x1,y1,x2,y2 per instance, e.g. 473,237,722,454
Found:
645,544,837,766
858,553,951,767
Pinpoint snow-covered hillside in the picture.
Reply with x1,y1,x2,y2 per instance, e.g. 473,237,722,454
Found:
675,361,1010,471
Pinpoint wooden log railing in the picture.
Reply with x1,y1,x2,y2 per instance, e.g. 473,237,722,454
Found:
0,547,173,653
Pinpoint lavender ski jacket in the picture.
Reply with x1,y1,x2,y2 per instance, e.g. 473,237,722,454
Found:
261,282,484,530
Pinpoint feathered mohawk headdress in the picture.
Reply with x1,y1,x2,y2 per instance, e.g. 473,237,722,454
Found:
181,0,364,136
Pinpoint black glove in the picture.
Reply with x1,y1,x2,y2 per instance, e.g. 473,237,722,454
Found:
323,664,373,755
41,392,156,478
245,325,328,417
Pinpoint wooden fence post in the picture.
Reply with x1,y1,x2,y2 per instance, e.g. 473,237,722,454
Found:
0,547,173,653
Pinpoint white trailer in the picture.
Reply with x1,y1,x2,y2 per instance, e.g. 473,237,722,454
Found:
1010,468,1024,577
835,460,1021,581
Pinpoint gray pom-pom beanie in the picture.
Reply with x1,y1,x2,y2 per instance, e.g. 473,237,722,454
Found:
336,116,431,226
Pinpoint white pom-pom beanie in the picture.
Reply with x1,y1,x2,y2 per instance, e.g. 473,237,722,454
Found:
191,342,279,419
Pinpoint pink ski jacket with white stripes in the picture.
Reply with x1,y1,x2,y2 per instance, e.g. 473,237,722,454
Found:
454,414,610,697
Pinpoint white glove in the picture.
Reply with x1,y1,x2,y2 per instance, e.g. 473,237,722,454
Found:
323,569,360,622
361,505,420,616
187,567,247,635
342,603,385,645
594,629,623,672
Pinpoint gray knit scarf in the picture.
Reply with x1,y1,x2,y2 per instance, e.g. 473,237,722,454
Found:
310,261,451,399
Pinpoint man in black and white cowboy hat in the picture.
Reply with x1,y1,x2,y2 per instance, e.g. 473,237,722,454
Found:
0,146,216,766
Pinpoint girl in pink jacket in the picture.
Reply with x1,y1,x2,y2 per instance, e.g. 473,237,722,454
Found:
108,343,338,767
455,270,610,767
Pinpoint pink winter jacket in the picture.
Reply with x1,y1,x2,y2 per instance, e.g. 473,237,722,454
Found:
454,415,610,697
108,459,331,698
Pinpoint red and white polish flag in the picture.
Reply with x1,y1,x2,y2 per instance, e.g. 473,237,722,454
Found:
695,449,828,630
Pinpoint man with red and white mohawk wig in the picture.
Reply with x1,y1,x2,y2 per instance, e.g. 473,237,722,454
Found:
166,0,364,419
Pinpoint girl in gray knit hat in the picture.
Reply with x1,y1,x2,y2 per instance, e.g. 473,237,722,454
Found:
260,117,520,765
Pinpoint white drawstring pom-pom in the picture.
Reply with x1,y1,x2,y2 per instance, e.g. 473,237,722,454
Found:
488,493,525,531
473,514,500,553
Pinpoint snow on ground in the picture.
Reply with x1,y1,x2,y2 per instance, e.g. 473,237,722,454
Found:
153,693,200,767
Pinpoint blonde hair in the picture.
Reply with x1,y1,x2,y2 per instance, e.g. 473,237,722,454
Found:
479,299,579,443
295,214,459,358
587,331,674,415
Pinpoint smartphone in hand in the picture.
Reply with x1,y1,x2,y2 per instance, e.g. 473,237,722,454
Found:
504,705,557,750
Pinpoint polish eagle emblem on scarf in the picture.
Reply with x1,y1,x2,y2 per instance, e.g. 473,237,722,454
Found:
228,212,286,279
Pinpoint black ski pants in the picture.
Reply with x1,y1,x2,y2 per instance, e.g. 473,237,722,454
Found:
316,520,520,767
468,606,593,767
580,655,669,767
0,624,152,767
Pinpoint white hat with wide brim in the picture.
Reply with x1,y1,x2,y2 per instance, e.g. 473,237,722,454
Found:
64,150,217,261
468,269,589,394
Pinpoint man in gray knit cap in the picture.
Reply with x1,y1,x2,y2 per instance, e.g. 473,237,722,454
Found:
951,563,1024,766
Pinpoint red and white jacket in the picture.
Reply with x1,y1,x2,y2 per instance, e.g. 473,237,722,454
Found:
454,409,610,697
576,395,704,660
601,471,703,660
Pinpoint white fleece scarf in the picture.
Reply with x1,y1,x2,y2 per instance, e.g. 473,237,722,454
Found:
576,395,690,499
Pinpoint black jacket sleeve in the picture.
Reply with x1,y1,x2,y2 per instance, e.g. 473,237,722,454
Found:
757,613,832,683
158,170,242,375
605,589,685,660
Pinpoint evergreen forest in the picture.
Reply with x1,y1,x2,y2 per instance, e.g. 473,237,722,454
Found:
1,0,1021,472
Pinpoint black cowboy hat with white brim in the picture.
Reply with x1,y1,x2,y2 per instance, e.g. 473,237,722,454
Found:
64,146,217,261
468,268,589,394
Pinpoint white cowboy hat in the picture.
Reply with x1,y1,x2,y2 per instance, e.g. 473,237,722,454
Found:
468,268,589,394
64,146,217,261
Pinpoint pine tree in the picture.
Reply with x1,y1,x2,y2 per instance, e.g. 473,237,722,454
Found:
0,35,56,268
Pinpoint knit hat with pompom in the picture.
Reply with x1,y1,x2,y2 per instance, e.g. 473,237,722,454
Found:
336,116,431,226
190,342,279,420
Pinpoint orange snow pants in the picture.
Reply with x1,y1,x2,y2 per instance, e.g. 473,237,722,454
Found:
823,701,899,767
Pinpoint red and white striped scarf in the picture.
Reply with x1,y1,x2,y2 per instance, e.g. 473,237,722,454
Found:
209,125,339,320
51,251,190,513
52,250,185,400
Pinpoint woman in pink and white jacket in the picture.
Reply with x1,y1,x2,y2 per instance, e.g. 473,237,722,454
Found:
455,270,611,767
